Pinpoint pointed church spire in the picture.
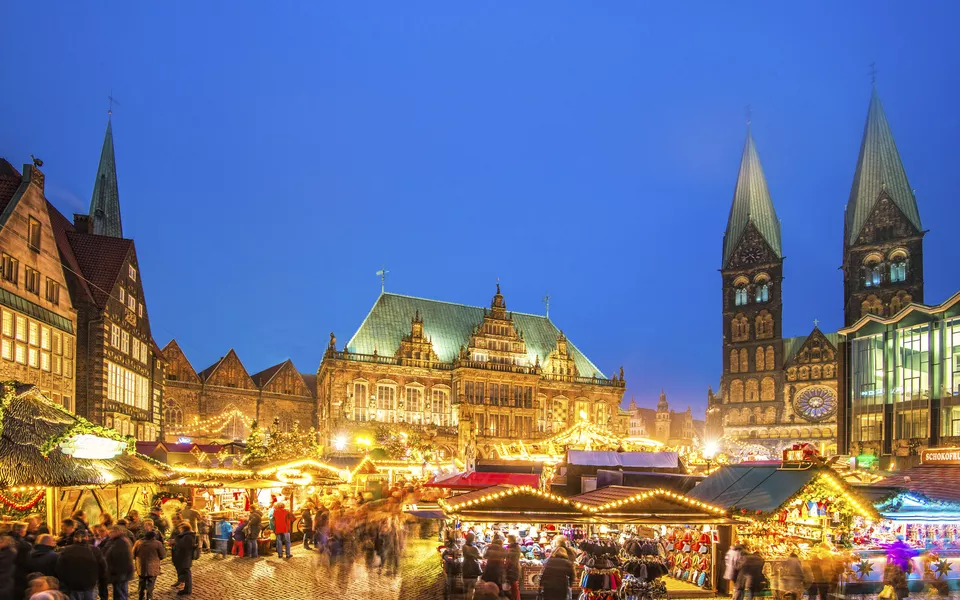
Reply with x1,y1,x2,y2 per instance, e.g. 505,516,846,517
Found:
844,86,921,245
88,117,123,238
722,126,782,268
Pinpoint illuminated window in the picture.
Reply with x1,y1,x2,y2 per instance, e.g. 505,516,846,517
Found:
28,321,38,346
376,384,397,423
40,326,50,350
107,361,150,410
1,311,11,338
1,254,18,284
27,217,41,252
405,386,423,424
352,381,368,421
40,352,50,372
138,303,143,317
15,343,26,364
1,339,11,361
127,294,136,312
24,267,40,295
111,324,121,348
28,347,38,368
53,332,62,355
53,355,61,375
45,279,60,305
734,287,748,306
431,388,449,426
755,283,769,303
129,265,137,281
863,257,882,288
121,330,130,355
890,261,906,283
119,288,125,304
14,316,25,342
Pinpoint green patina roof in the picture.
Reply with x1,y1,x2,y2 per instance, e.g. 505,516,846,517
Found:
89,118,123,238
845,87,921,245
722,128,782,268
783,329,839,364
346,292,606,378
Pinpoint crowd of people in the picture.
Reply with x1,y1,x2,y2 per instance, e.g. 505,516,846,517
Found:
0,507,200,600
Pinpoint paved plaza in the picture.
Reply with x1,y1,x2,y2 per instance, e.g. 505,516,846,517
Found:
146,537,444,600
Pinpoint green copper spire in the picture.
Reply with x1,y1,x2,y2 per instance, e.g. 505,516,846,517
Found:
844,86,921,245
722,127,782,268
88,117,123,238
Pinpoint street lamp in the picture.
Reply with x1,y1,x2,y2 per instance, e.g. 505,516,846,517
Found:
333,434,347,452
703,440,719,474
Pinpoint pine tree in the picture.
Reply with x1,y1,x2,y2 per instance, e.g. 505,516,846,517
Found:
244,421,267,462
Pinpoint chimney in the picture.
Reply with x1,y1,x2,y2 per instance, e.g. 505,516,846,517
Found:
73,214,91,233
23,164,44,192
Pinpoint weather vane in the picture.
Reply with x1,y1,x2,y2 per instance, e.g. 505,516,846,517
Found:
376,265,389,293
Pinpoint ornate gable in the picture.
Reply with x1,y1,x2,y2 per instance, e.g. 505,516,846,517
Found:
201,349,256,390
543,331,578,377
161,340,200,383
460,285,530,367
259,360,311,397
788,329,837,367
853,191,922,247
395,310,439,363
724,222,780,272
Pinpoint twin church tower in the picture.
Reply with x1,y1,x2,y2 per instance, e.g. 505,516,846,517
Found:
708,85,925,451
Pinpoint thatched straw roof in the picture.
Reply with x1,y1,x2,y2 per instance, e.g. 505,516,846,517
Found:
0,383,171,488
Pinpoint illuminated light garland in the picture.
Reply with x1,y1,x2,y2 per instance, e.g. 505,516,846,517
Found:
583,487,728,515
276,468,312,486
0,489,45,512
168,408,253,435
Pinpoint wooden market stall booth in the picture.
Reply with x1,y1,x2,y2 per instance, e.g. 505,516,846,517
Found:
438,484,734,598
0,384,171,532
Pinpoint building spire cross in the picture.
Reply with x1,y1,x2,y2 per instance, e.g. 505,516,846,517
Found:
745,104,752,126
107,90,120,116
542,292,550,318
813,318,819,328
869,62,878,85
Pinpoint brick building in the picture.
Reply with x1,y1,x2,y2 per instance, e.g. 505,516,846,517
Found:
46,117,165,441
160,340,316,444
316,286,628,458
0,160,77,409
625,391,702,446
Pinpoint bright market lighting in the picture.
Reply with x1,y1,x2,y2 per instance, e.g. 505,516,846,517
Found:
333,435,347,451
703,441,719,460
59,434,126,459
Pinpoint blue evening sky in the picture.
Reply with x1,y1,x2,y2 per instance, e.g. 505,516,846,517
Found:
2,2,958,416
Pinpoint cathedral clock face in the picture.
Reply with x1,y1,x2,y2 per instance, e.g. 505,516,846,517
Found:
742,247,763,263
793,386,838,422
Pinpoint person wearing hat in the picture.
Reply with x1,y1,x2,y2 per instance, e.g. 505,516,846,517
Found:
462,532,483,600
540,546,574,600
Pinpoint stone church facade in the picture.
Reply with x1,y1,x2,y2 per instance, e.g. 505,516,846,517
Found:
707,86,931,456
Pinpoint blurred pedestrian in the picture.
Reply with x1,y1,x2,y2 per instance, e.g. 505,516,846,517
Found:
26,534,59,577
101,526,134,600
462,532,482,600
55,530,107,600
133,530,165,600
541,546,574,600
231,520,245,557
171,523,197,596
300,505,313,550
245,508,262,558
273,502,292,559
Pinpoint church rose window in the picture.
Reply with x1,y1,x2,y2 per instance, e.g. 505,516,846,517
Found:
793,385,838,421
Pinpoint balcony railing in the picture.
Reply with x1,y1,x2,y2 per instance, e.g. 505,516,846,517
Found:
540,373,625,387
325,349,454,370
454,359,540,374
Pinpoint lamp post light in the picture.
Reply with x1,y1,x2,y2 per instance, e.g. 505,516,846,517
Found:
703,441,719,475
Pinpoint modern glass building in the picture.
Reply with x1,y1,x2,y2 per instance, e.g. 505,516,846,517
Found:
839,291,960,466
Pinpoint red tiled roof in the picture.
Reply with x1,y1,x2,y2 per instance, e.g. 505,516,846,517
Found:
46,201,95,304
422,471,540,490
65,232,132,308
569,485,654,507
194,444,222,454
135,442,165,455
0,174,22,217
873,465,960,504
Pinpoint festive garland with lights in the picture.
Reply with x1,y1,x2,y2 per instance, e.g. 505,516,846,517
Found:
0,489,45,512
0,382,20,438
40,421,134,457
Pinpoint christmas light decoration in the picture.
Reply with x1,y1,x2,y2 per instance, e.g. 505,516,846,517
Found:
579,488,727,515
0,489,45,512
167,408,252,436
59,433,128,459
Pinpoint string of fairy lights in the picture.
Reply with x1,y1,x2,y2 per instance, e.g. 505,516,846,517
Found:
167,409,253,436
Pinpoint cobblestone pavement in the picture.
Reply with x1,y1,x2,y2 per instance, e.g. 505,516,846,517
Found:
146,537,444,600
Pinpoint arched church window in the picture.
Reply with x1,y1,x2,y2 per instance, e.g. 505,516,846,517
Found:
824,364,835,378
863,255,883,288
755,284,769,303
735,287,748,306
890,261,907,283
861,295,884,318
761,377,775,401
164,403,183,427
765,346,775,371
756,347,765,372
729,380,744,403
739,349,749,373
732,314,749,342
730,349,739,373
745,378,759,402
755,311,774,340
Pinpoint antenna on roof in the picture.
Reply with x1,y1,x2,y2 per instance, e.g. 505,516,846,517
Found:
375,265,389,294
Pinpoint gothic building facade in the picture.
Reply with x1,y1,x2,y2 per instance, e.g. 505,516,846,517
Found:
626,390,700,446
316,287,628,458
46,117,166,441
708,86,929,456
160,340,317,444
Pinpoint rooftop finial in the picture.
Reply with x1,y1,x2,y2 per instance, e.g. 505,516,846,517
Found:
376,265,389,293
869,61,878,85
745,104,752,127
107,90,120,117
542,292,550,318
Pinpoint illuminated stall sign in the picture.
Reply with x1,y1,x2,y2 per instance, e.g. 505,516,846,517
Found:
920,448,960,465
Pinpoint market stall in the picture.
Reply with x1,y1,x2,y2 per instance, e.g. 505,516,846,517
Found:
571,485,735,597
0,384,171,530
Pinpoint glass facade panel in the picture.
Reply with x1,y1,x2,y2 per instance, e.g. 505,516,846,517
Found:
851,334,885,443
894,324,930,440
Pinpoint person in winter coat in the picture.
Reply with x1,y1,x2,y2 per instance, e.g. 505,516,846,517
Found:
481,536,506,588
70,511,90,533
541,546,575,600
440,539,462,600
505,534,522,600
461,532,483,600
883,561,910,600
736,552,766,600
55,530,107,600
56,520,76,548
213,519,232,558
101,526,134,600
137,519,163,543
171,524,197,596
245,510,262,558
147,509,167,539
725,546,743,596
272,503,293,559
133,530,165,600
7,521,33,600
26,535,59,577
124,512,142,539
231,521,246,558
196,516,210,553
780,553,806,600
0,534,16,600
300,506,313,550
